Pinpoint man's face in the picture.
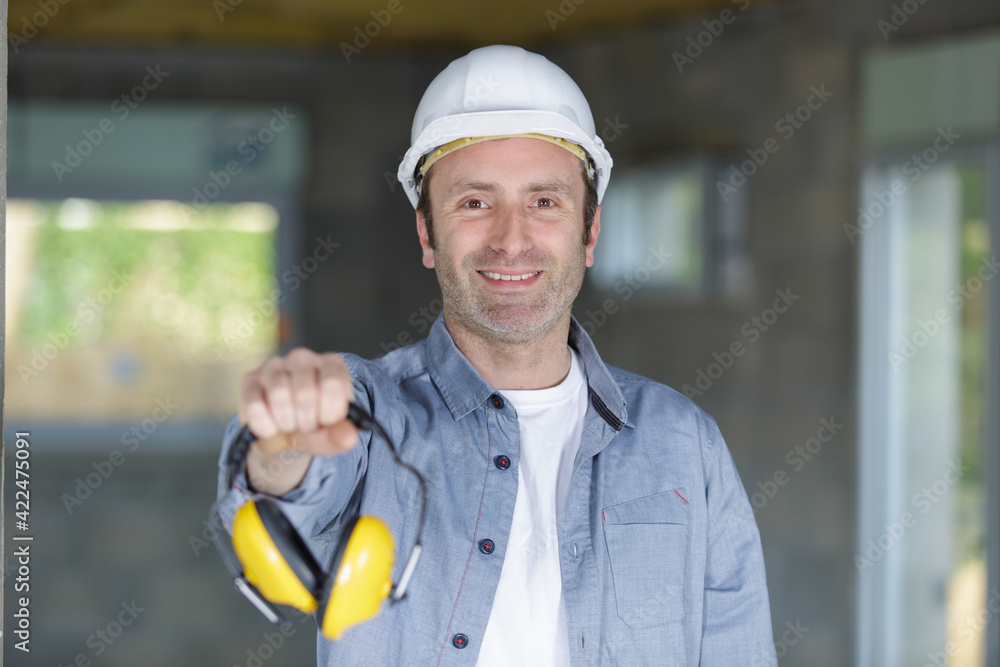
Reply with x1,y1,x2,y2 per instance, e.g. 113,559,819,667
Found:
416,137,600,344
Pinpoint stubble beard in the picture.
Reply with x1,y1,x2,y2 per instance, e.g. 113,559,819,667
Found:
434,243,587,347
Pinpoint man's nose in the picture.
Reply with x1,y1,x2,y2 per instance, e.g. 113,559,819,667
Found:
489,205,532,256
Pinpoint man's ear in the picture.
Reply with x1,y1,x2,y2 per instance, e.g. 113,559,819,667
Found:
585,204,600,267
416,210,435,269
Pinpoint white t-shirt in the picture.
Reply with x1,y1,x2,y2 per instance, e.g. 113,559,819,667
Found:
476,347,588,666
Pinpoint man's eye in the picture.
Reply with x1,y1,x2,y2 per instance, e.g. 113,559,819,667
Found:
536,198,555,208
464,199,484,209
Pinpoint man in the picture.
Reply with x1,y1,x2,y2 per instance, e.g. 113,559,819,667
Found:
216,45,776,666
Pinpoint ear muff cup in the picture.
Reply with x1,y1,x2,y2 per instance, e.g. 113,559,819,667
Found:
233,500,397,639
254,499,326,596
231,499,325,613
315,514,358,631
319,515,396,640
323,515,359,595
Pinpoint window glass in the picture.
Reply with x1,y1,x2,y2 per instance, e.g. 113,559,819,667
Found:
4,198,279,423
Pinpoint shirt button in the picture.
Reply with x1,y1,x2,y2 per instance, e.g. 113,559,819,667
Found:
479,538,495,554
494,455,510,470
452,633,469,649
489,393,505,409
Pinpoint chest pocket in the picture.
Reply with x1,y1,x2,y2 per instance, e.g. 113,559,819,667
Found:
602,489,690,630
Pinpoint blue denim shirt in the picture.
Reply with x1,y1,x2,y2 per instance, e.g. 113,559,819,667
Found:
216,314,777,666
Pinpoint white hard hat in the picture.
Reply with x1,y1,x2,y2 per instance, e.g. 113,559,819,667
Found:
397,44,613,208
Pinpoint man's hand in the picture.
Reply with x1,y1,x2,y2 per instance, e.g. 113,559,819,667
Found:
239,348,360,495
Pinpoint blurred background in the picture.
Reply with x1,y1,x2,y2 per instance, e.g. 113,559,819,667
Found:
2,0,999,665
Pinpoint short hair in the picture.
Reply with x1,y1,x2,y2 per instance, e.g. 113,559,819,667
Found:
416,160,599,249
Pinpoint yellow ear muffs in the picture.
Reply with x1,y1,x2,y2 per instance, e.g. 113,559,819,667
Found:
320,515,396,640
231,499,325,614
213,404,426,642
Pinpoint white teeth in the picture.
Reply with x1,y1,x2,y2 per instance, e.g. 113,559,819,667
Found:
480,271,540,281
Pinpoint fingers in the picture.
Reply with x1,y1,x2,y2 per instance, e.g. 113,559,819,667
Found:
318,354,353,426
240,373,279,439
260,355,297,433
297,421,360,457
239,347,358,456
288,348,320,434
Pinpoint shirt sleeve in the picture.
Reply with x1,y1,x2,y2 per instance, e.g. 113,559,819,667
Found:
699,414,777,666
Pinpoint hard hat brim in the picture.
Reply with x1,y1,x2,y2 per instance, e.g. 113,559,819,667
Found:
397,109,613,209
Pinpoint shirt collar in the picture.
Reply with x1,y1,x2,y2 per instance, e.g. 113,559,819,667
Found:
425,313,628,430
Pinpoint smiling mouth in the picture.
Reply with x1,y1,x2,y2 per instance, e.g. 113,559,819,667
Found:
478,270,541,282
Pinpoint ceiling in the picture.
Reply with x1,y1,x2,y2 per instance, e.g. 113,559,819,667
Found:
7,0,750,52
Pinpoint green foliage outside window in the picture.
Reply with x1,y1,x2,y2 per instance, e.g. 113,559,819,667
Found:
14,199,278,356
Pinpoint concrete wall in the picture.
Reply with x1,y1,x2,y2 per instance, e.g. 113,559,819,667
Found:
6,0,1000,664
